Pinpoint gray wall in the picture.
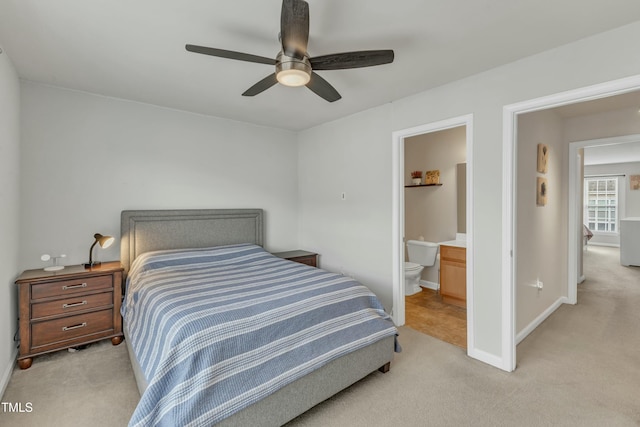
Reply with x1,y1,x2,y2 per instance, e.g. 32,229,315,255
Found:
19,83,301,271
404,126,466,244
0,48,21,396
515,109,567,333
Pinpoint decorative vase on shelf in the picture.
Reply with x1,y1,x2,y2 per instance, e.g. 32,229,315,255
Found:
410,171,422,185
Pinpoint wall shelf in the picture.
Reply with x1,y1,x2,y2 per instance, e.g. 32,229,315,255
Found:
404,183,443,188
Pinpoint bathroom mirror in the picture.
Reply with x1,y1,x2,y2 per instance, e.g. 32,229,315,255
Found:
457,163,466,233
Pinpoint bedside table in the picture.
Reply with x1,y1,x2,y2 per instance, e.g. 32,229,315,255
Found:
273,250,319,267
15,261,124,369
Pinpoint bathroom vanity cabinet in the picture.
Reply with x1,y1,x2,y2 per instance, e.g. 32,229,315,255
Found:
439,244,466,308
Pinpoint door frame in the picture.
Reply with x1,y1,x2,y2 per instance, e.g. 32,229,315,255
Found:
502,74,640,371
391,114,475,353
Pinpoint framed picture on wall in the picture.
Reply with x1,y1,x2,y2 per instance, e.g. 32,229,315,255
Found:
630,175,640,190
537,143,549,174
537,177,548,206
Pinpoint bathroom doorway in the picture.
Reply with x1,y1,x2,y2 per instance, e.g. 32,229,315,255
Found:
391,114,474,353
404,126,467,348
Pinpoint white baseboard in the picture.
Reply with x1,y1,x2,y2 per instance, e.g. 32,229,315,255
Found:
578,275,586,284
419,280,439,291
586,242,620,248
516,296,569,345
0,348,17,399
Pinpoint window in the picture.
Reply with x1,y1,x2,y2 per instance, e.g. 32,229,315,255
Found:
584,177,618,233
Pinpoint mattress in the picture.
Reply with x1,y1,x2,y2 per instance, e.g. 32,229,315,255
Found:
122,243,398,426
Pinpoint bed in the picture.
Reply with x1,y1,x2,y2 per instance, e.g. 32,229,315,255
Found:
120,209,398,426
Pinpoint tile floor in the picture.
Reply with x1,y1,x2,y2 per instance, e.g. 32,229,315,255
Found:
404,288,467,348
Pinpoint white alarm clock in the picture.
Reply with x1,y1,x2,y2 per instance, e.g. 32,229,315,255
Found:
41,254,67,271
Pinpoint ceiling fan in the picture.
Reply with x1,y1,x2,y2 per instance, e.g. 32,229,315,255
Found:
186,0,394,102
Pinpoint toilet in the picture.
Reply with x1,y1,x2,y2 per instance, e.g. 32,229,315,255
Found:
404,240,439,296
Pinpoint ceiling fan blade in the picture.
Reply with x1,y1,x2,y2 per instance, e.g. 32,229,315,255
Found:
280,0,309,59
310,50,394,70
242,74,279,97
186,44,276,65
306,72,341,103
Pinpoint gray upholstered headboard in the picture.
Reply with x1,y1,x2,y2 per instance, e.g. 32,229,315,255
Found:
120,209,263,272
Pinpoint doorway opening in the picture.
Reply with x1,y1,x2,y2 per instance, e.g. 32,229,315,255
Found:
569,133,640,298
503,75,640,371
391,114,474,354
403,126,467,348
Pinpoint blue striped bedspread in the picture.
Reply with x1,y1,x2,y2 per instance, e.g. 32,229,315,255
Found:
122,243,398,426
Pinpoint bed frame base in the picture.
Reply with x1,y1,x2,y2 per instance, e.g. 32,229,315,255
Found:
120,209,396,426
125,332,394,426
218,336,394,426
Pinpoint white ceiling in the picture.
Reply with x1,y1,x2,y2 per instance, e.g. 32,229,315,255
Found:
584,141,640,166
2,1,640,131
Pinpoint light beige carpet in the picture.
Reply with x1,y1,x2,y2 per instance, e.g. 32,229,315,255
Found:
2,246,638,426
1,338,138,426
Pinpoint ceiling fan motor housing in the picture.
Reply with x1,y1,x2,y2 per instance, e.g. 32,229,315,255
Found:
276,51,312,86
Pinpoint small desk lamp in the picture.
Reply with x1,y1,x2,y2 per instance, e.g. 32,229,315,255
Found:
84,233,114,268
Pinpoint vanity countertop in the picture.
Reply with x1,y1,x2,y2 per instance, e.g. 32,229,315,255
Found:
439,240,467,248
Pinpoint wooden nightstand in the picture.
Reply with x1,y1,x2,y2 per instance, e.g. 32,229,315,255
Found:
273,250,319,268
15,261,124,369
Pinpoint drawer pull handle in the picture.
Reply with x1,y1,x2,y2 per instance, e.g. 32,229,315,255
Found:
62,322,87,332
62,301,87,309
62,283,87,290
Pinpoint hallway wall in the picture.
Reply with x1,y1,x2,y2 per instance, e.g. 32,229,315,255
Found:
0,47,21,397
516,109,567,333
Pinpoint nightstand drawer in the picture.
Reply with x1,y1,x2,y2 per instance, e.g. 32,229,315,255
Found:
31,309,114,348
32,292,113,319
32,275,113,300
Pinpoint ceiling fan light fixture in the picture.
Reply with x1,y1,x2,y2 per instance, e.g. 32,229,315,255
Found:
276,52,311,87
277,68,310,87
